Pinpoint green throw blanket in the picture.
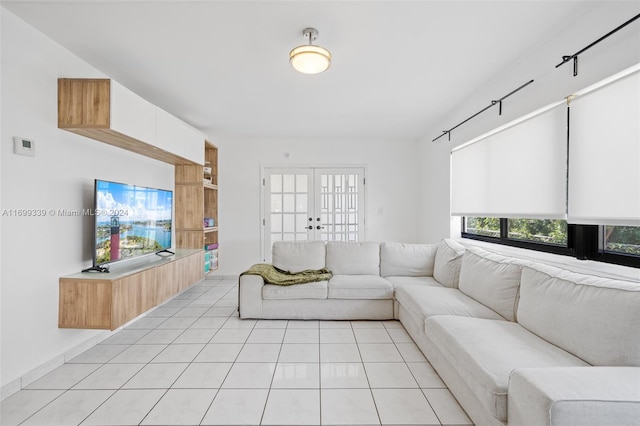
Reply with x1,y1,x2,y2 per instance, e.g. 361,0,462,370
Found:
240,263,332,286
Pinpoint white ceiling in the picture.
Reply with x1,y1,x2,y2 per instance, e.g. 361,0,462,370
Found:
1,1,612,140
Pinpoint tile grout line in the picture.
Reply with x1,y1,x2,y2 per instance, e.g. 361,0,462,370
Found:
6,279,471,426
353,321,383,426
19,302,185,425
84,285,218,426
258,317,289,425
100,279,235,426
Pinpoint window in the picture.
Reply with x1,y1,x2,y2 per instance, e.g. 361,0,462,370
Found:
463,218,640,268
463,217,571,256
464,217,500,238
507,219,568,246
455,66,640,270
603,226,640,256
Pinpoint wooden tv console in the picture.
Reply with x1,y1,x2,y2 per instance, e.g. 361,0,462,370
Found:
59,249,204,330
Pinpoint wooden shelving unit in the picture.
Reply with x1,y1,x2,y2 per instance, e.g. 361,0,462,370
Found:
174,140,218,273
57,78,214,329
204,142,219,272
175,163,205,249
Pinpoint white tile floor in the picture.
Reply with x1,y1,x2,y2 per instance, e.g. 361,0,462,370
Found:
1,277,474,426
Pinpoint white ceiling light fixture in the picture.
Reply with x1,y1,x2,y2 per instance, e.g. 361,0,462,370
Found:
290,27,331,74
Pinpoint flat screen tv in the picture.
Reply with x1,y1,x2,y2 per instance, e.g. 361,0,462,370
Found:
88,179,173,271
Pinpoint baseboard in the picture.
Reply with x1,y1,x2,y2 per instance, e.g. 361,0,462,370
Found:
1,275,237,401
1,329,112,401
205,274,239,281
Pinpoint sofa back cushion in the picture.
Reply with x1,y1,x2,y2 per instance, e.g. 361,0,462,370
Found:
458,246,531,321
433,239,465,288
326,241,380,275
518,264,640,366
272,241,326,273
380,242,438,277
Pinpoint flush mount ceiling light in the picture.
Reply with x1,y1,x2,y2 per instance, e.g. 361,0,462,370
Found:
289,27,331,74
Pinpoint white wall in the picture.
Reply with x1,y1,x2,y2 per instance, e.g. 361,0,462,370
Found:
211,137,421,276
418,2,640,243
0,9,174,390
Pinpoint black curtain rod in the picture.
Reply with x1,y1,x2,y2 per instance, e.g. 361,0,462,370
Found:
556,13,640,76
432,79,534,142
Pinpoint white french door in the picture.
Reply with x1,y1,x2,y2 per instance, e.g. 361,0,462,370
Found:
261,167,365,261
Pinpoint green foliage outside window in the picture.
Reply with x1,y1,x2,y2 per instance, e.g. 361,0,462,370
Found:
605,226,640,256
465,217,500,238
466,218,640,257
466,217,568,246
508,219,568,245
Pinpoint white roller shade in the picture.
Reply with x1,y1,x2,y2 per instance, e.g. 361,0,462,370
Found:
568,64,640,226
451,101,567,219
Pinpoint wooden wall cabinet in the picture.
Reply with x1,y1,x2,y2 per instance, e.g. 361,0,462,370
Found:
59,250,204,330
58,78,204,165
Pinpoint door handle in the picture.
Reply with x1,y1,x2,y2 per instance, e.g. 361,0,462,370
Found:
306,225,313,230
316,226,325,230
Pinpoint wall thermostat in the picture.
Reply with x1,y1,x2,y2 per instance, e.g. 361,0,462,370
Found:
13,137,36,157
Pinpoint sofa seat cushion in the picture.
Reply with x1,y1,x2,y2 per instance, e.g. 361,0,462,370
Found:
509,367,640,426
385,276,443,290
395,286,503,333
426,316,589,422
263,281,328,300
328,275,393,299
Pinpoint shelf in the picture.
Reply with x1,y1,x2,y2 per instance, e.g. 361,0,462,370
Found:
204,182,218,190
61,249,202,281
204,226,219,233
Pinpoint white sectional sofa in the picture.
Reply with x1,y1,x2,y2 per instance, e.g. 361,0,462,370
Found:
238,239,640,426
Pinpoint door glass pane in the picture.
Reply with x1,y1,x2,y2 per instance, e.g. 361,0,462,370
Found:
283,194,295,212
271,194,282,212
271,175,282,192
270,214,282,233
283,214,294,233
296,175,308,192
283,175,295,192
296,194,307,211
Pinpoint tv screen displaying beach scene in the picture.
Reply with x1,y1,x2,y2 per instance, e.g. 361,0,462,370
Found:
94,180,173,265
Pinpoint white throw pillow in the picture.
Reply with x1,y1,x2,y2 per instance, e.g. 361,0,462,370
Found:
458,246,531,321
272,241,326,273
433,239,465,288
380,242,438,277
